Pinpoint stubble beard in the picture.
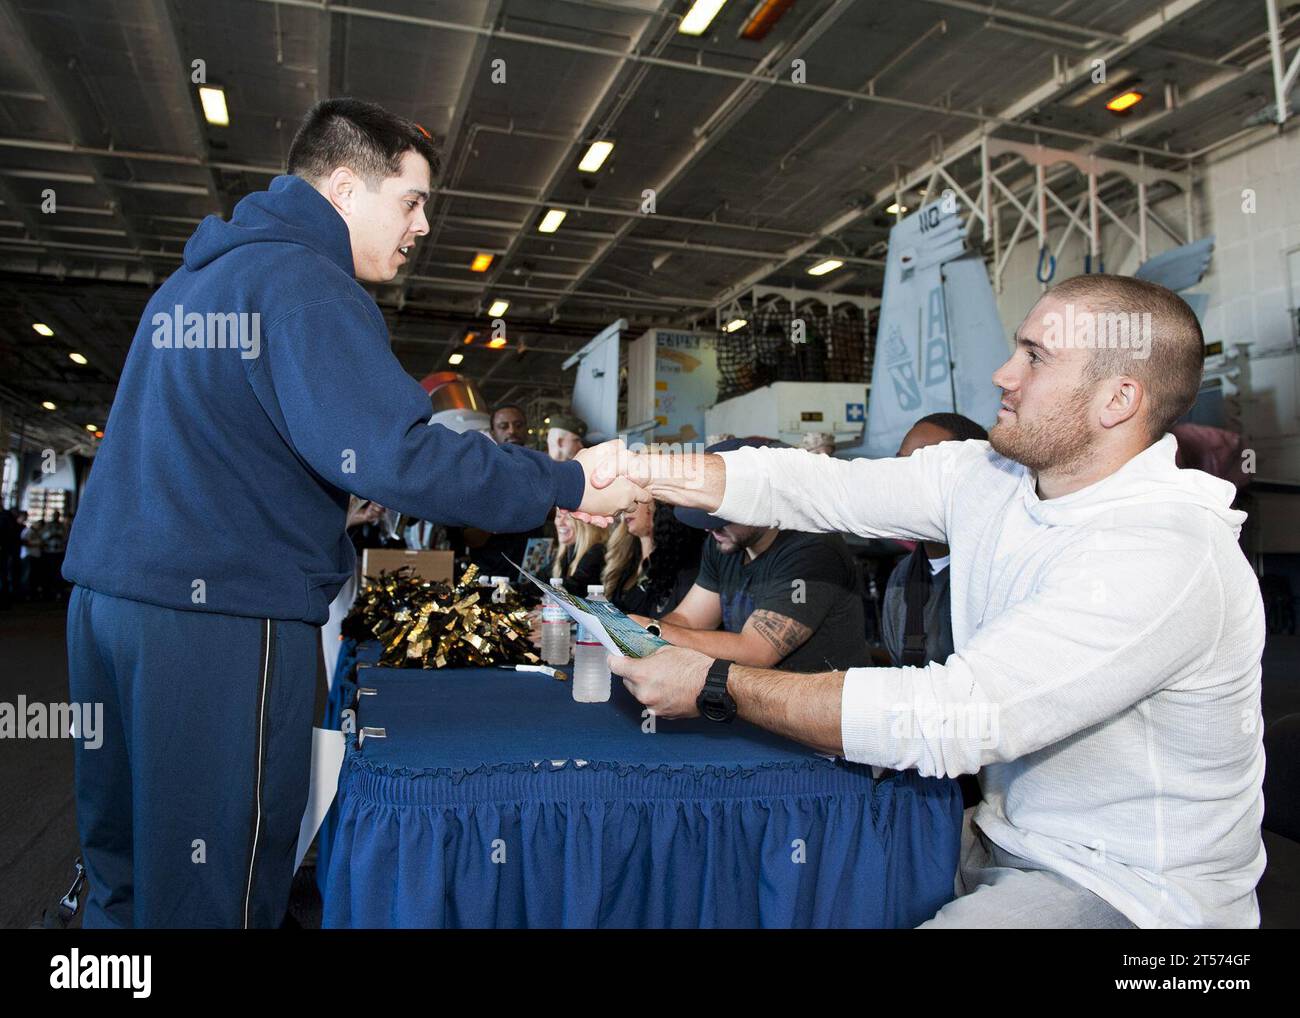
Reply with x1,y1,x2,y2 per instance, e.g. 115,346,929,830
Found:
988,382,1097,474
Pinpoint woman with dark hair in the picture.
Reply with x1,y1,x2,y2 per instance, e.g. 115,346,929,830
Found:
602,500,704,619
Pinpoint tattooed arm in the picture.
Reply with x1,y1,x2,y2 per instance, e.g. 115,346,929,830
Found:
654,608,813,668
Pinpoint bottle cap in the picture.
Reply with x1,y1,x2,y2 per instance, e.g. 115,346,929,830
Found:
586,585,604,598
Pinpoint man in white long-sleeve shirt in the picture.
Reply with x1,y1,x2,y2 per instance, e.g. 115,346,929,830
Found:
599,274,1266,929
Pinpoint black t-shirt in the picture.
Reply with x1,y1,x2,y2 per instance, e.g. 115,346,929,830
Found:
695,531,867,672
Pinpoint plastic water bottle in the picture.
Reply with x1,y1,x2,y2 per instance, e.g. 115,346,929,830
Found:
540,578,571,666
572,585,611,703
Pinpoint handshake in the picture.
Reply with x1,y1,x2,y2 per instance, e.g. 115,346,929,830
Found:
568,439,726,526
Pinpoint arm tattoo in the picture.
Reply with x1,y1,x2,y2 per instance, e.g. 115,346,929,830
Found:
747,610,813,660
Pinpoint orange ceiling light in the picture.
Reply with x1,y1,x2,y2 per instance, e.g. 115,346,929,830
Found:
488,336,508,349
1105,90,1144,113
463,331,478,344
470,253,493,272
740,0,794,41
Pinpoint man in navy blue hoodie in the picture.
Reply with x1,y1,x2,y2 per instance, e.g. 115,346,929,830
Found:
62,99,646,928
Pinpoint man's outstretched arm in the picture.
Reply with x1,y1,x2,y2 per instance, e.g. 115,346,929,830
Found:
592,438,985,542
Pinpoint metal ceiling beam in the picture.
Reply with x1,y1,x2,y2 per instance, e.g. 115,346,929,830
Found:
475,0,676,306
548,0,859,317
1110,12,1300,141
408,0,506,302
253,0,1198,160
151,0,227,217
913,0,1125,43
706,0,1217,315
0,137,835,244
0,0,152,256
403,272,714,309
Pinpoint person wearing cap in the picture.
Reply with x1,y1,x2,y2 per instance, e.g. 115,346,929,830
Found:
629,437,868,674
547,413,587,462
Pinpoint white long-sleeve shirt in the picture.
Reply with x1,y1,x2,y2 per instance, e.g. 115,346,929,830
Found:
715,435,1266,928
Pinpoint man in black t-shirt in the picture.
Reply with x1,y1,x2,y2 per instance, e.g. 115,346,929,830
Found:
628,438,867,673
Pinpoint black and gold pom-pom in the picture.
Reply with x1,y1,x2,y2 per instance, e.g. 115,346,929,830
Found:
342,565,540,669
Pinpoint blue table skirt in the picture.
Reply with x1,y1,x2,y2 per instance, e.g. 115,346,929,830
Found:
319,654,962,929
325,757,960,928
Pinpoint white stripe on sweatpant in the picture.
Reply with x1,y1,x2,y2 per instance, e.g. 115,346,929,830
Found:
243,618,272,928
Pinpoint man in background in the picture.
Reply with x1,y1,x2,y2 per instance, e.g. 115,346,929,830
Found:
881,413,988,671
632,438,867,673
882,412,987,807
490,404,528,447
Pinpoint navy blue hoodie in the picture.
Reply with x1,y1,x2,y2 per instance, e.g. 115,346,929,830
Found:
64,175,584,624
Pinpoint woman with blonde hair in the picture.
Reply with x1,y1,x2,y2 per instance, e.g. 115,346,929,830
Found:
551,508,607,595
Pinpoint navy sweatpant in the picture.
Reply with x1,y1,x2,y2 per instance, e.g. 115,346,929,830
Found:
66,585,317,928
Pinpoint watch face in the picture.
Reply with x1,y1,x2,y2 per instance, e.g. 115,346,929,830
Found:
699,690,736,723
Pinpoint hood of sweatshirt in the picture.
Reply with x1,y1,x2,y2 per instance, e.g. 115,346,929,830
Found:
183,174,355,277
1014,433,1247,536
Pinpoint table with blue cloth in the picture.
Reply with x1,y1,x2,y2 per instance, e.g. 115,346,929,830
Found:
319,649,962,928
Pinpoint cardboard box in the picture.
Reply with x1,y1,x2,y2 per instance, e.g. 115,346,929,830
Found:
361,548,455,584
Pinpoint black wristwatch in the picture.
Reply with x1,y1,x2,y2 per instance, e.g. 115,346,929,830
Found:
697,659,737,723
644,621,662,638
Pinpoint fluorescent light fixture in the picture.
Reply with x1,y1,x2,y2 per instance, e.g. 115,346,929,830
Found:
723,318,747,333
85,424,98,432
537,209,566,234
1105,90,1143,113
470,253,493,272
448,352,464,365
679,0,727,36
41,400,56,410
885,202,907,215
32,322,53,337
807,259,843,276
578,140,614,173
487,300,509,317
199,86,229,126
69,352,88,365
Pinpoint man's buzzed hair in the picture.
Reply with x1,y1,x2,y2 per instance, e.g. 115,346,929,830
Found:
491,403,525,424
1044,273,1204,440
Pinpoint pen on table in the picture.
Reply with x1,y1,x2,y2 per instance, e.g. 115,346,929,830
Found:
501,664,568,680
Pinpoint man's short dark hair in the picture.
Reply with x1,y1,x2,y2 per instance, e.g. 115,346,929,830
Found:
491,404,525,424
917,412,988,442
287,98,440,188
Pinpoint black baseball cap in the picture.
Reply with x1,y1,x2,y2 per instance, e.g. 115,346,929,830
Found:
674,436,787,530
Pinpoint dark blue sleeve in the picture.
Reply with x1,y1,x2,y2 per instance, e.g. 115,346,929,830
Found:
258,295,584,530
